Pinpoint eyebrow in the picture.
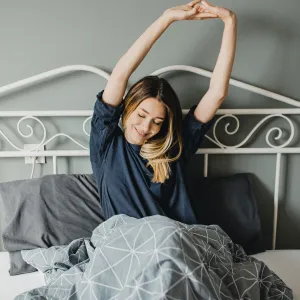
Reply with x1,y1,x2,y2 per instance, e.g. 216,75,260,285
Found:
139,108,165,120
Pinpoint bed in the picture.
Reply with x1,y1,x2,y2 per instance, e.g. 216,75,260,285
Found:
0,64,299,299
1,244,299,300
1,250,299,299
252,250,300,299
0,252,45,300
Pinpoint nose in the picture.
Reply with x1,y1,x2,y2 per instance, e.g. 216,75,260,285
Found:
142,120,151,133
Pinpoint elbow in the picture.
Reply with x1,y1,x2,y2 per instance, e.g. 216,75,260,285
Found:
209,88,228,102
219,92,228,102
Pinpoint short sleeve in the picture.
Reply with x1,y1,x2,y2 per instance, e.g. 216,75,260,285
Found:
182,104,215,164
89,89,125,163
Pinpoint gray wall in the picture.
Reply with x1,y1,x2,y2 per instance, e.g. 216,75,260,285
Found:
0,0,300,251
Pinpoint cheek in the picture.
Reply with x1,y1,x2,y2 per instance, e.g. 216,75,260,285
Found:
125,116,139,131
126,115,135,125
153,126,162,135
132,115,142,126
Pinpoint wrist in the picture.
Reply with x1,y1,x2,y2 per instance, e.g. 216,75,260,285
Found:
222,12,237,25
160,12,175,26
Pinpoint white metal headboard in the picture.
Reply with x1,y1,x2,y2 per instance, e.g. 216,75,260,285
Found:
1,64,299,250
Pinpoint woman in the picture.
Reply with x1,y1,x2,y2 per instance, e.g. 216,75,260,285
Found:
90,0,237,224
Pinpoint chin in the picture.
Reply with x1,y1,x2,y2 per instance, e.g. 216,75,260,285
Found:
136,137,147,146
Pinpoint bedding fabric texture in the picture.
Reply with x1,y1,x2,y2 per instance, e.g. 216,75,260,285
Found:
15,214,293,300
0,174,105,276
1,172,265,276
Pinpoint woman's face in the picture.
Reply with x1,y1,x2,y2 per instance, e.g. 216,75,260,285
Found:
124,98,167,146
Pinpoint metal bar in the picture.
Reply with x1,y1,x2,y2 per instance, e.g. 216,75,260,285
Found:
0,150,89,157
151,65,300,107
53,156,57,174
195,148,300,154
0,111,92,117
3,148,300,158
213,109,300,115
204,154,208,177
2,64,299,107
272,153,281,250
0,65,110,96
2,108,300,117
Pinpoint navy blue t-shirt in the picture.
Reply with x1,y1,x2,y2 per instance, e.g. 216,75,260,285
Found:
90,89,213,225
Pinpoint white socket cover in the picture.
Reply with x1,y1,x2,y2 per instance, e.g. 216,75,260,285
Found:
24,144,46,164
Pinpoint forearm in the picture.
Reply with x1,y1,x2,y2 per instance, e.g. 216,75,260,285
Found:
209,14,237,96
112,15,172,79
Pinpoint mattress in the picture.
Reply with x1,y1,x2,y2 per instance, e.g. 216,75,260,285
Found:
252,250,300,299
0,252,45,300
0,250,299,299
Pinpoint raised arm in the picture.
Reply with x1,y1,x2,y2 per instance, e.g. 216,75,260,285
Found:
102,1,218,107
193,0,237,123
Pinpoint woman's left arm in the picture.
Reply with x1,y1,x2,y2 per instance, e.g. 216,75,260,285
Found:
193,1,237,123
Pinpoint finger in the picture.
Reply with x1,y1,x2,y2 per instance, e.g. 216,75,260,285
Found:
175,4,193,11
189,15,218,20
187,0,202,7
197,7,210,13
200,16,218,20
193,12,218,18
193,4,202,12
187,11,218,20
200,0,219,14
185,5,199,17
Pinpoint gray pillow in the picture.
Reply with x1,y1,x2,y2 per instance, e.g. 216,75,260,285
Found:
0,174,104,276
190,173,265,255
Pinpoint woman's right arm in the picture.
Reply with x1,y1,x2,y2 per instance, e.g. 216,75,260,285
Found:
102,1,211,107
102,15,172,107
90,14,175,164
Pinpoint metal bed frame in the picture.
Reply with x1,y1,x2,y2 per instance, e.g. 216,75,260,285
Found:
1,64,299,250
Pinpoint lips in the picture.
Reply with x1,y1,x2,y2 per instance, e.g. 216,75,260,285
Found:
134,127,146,137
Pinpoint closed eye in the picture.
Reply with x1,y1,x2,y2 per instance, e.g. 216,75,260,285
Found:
154,121,163,126
138,114,162,126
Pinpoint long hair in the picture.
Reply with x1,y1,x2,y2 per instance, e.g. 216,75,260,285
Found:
121,76,183,184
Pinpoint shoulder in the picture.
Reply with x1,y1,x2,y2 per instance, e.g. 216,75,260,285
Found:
184,105,215,131
93,89,125,119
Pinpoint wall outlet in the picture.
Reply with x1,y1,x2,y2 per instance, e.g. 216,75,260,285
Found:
24,144,46,164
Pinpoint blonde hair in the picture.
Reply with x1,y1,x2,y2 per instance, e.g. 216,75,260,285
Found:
121,76,183,184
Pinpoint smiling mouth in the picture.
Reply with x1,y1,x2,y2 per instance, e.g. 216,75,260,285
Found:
135,127,147,137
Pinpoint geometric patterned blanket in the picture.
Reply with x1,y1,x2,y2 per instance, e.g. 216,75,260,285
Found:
15,214,293,299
